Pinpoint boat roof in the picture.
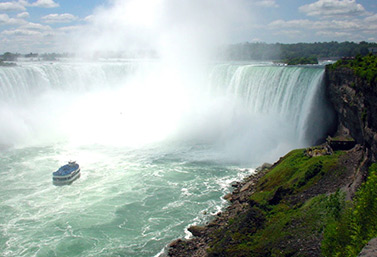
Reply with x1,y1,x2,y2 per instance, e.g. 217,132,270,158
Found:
53,162,79,176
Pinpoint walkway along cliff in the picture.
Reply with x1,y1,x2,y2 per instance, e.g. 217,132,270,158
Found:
166,55,377,257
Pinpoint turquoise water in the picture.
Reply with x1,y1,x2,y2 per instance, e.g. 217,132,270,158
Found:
0,61,332,256
0,143,251,256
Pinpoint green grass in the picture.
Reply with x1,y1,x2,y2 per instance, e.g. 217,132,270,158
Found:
251,149,344,205
251,194,330,255
207,148,346,256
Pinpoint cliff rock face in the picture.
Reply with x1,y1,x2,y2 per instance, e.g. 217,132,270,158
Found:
325,66,377,161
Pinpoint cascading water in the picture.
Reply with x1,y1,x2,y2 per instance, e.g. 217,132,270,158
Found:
0,61,185,148
0,61,333,257
209,64,331,146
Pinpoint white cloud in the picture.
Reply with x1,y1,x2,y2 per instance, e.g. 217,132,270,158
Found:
365,14,377,22
299,0,368,18
84,15,94,22
316,31,354,38
0,0,59,12
254,0,278,8
1,22,54,43
0,13,26,26
17,12,29,18
272,30,304,38
267,0,377,42
0,31,57,53
2,28,42,36
269,19,312,29
363,23,377,32
30,0,59,8
267,14,377,42
21,22,51,31
0,1,26,11
331,19,361,30
41,13,78,23
269,19,361,31
57,25,83,32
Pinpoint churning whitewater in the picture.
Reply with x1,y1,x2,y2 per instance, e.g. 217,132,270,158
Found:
0,61,333,256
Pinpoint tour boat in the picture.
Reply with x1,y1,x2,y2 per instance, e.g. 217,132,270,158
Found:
52,161,81,185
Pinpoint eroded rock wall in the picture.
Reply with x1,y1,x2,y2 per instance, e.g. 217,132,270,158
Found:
325,66,377,161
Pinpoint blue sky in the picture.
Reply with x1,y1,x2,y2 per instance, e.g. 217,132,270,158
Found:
1,0,377,53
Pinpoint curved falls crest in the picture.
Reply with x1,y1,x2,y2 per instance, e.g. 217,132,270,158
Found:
0,62,332,163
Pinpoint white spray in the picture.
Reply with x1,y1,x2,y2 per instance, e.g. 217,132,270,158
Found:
0,0,334,164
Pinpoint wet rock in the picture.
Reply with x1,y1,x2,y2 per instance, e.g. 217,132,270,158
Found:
188,226,206,237
255,162,272,172
168,239,182,248
223,193,232,201
239,180,253,193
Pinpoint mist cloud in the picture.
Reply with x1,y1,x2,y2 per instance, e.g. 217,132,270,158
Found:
67,0,253,60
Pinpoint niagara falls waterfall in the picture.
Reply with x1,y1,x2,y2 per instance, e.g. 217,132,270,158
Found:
0,61,332,163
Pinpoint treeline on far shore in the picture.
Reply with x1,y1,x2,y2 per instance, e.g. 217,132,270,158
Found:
0,52,70,62
1,41,377,65
221,41,377,62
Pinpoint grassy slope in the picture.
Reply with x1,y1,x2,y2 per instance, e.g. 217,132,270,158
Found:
207,148,348,256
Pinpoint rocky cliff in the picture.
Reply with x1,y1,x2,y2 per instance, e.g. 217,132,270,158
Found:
325,61,377,161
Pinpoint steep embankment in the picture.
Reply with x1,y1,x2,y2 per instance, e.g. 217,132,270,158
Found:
167,147,367,257
166,55,377,257
325,59,377,161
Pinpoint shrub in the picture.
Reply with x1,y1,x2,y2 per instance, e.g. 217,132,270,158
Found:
322,163,377,256
329,54,377,84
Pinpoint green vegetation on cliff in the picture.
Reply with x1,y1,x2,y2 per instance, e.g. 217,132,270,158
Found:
322,163,377,257
329,54,377,84
207,148,351,256
277,56,318,65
